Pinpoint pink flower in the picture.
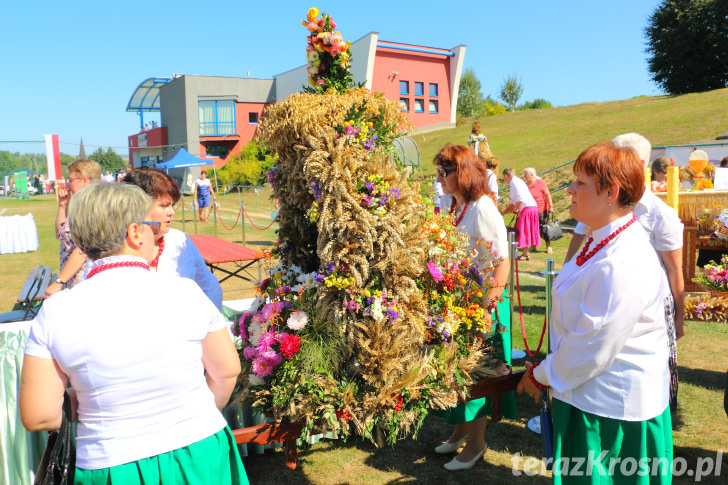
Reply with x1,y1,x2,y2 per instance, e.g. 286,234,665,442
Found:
252,357,273,377
280,334,301,358
256,330,277,351
261,349,282,366
243,346,258,360
427,261,444,281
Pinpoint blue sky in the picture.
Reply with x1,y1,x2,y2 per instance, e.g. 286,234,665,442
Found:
0,0,663,156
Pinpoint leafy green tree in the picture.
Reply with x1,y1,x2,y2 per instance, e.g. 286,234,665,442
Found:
89,148,127,172
499,75,524,111
217,141,277,189
519,98,552,110
645,0,728,94
457,68,485,118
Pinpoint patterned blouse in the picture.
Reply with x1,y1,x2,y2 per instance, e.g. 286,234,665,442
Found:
57,219,87,289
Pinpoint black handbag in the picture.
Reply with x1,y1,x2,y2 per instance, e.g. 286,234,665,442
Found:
35,392,75,485
540,214,563,242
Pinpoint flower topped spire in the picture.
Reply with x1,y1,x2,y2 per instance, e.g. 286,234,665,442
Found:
302,7,356,93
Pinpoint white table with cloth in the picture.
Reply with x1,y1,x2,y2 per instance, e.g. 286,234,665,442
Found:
0,214,39,254
0,320,47,485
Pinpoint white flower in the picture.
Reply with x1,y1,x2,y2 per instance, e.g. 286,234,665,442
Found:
248,374,265,386
369,300,385,322
249,320,266,346
287,310,308,330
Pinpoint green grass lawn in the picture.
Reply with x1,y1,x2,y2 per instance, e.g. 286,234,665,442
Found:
4,195,726,483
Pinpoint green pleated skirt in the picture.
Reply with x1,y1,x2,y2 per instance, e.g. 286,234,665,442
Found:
552,399,673,485
434,291,517,423
74,426,249,485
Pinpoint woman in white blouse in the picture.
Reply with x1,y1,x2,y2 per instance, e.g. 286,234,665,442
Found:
517,142,672,483
501,167,539,260
124,168,223,309
432,144,513,471
19,182,246,483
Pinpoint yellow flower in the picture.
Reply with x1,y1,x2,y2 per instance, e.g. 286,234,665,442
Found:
307,7,319,22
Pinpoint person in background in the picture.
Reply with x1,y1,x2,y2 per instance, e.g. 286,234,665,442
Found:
431,144,514,471
485,157,500,201
518,141,672,483
19,181,247,484
103,170,115,183
194,170,216,222
720,156,728,168
116,169,127,183
45,159,101,297
523,167,554,254
564,132,684,411
651,156,670,192
124,167,223,309
501,167,539,261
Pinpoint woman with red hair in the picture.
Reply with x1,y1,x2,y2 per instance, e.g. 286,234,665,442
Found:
431,143,514,471
518,141,672,483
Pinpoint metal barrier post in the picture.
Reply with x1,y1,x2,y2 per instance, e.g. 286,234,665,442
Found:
238,188,246,245
213,196,218,238
540,258,558,354
181,193,186,233
507,231,517,326
193,197,198,235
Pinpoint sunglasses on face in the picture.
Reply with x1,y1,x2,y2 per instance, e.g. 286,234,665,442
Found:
142,221,161,235
436,166,457,178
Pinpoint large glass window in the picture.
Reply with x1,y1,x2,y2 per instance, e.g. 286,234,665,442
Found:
429,100,439,113
399,81,409,95
205,144,229,158
414,99,424,113
400,98,410,112
199,100,236,135
414,82,424,96
429,83,438,97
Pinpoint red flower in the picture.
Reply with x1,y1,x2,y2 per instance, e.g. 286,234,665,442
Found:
336,408,352,421
279,334,301,358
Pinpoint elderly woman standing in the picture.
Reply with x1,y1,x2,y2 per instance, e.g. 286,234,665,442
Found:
501,167,539,260
523,167,554,254
45,159,101,297
518,142,672,483
124,167,223,309
432,144,514,471
19,182,247,483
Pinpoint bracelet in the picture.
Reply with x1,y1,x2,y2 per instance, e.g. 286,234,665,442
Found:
528,363,549,390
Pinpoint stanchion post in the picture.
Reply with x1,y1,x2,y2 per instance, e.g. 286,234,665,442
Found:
193,198,198,235
537,258,559,469
181,193,186,234
540,258,558,354
213,196,218,238
507,231,517,336
238,187,246,245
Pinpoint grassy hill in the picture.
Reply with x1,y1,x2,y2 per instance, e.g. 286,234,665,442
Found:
411,87,728,176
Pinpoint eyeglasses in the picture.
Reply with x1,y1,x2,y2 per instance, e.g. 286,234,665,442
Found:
142,221,161,235
68,177,81,183
436,166,457,178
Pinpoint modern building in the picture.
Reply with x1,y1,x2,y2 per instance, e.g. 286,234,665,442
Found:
127,32,465,169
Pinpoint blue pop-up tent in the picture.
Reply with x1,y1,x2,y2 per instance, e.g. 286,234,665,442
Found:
155,148,217,190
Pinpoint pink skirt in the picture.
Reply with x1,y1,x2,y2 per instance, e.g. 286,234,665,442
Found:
515,206,540,248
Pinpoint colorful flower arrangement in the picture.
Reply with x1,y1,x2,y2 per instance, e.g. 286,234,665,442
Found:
685,293,728,322
302,7,355,93
467,133,486,144
358,175,400,216
694,254,728,293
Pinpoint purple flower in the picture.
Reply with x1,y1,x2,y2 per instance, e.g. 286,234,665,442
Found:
387,309,399,320
243,346,258,360
327,262,336,273
389,188,400,198
315,272,325,283
365,182,374,192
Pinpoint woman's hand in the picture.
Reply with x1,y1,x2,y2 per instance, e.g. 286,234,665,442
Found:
57,186,70,209
516,361,543,403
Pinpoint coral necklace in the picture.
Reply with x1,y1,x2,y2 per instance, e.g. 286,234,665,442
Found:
575,215,637,266
449,199,471,226
87,260,150,279
149,236,165,269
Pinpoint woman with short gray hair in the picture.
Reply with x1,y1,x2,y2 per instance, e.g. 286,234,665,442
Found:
19,181,248,484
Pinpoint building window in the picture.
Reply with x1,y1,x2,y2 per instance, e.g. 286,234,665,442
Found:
199,100,236,135
249,112,259,124
429,83,438,97
400,98,410,112
414,82,424,96
429,100,439,113
399,81,409,95
205,144,229,158
414,99,424,113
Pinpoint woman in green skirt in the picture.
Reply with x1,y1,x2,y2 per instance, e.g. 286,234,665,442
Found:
19,182,248,484
518,142,673,484
433,144,515,471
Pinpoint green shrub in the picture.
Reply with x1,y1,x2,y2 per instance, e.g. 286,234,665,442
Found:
483,96,507,116
217,141,277,189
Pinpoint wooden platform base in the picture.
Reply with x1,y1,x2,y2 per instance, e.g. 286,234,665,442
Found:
231,370,526,469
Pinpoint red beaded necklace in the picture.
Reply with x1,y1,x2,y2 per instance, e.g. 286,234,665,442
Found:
149,236,165,268
575,215,637,266
449,198,471,226
87,260,150,279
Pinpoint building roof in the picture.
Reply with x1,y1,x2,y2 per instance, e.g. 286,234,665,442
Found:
126,77,171,112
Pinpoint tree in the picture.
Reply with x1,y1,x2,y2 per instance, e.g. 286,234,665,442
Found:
89,148,127,172
457,68,484,118
645,0,728,95
217,141,277,189
482,95,507,117
499,75,523,111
